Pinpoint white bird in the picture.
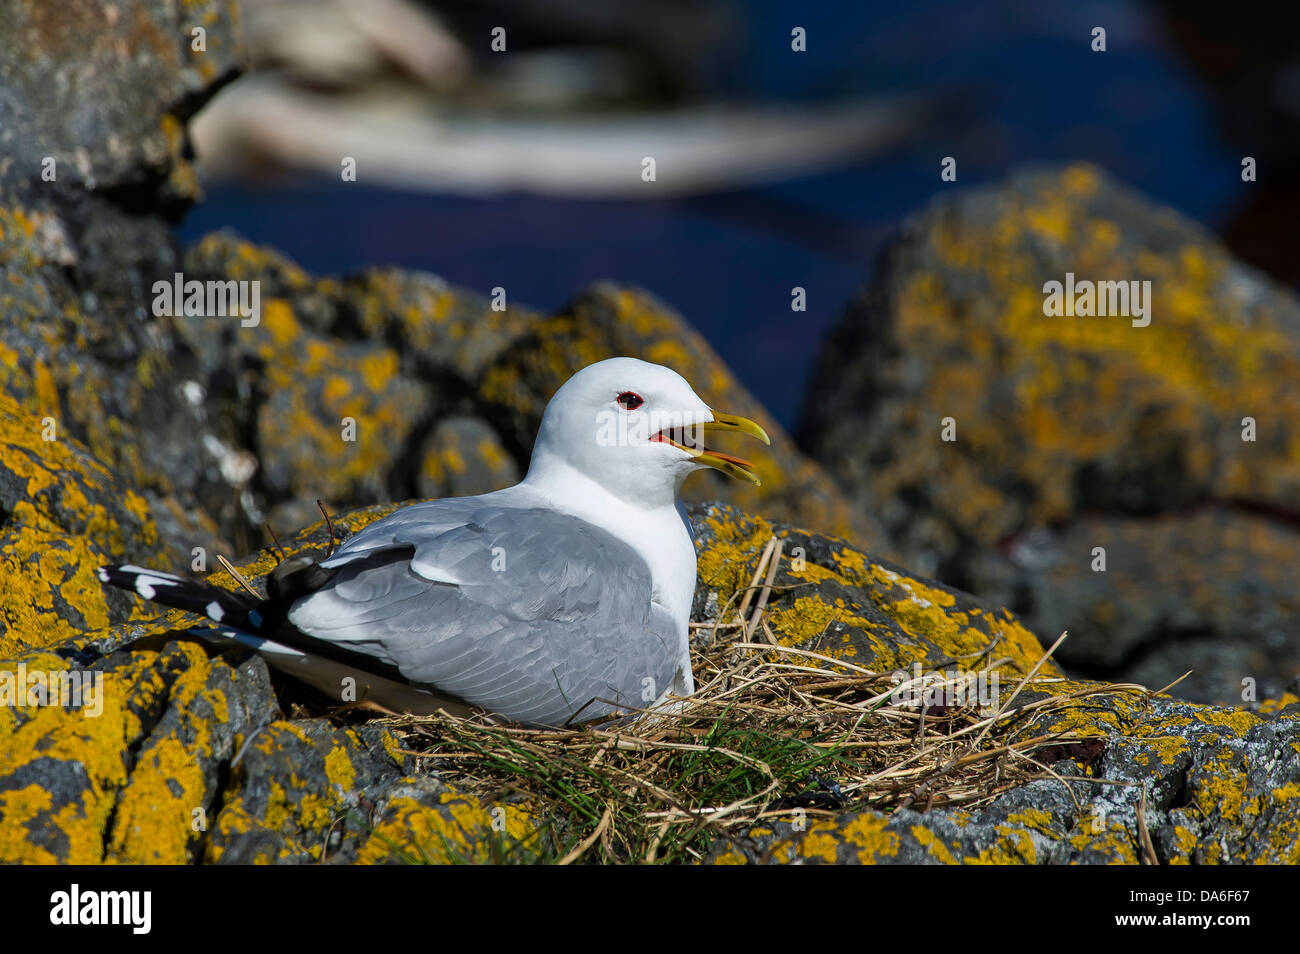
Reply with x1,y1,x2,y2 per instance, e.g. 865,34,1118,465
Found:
99,357,770,727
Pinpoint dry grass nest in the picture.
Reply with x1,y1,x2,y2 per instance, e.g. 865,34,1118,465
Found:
364,616,1167,864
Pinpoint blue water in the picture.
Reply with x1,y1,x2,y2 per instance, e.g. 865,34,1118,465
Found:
178,0,1237,428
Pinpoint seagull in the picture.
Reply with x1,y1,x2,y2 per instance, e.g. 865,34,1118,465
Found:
99,357,770,727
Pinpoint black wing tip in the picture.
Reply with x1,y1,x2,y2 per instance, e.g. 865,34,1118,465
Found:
96,563,271,630
96,563,185,591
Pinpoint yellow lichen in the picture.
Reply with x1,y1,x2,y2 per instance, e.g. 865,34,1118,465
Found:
358,791,538,864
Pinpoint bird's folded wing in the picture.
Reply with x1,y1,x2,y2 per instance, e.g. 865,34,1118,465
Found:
289,503,678,726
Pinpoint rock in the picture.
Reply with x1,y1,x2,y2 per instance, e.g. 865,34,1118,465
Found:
3,0,1290,864
4,491,1296,864
356,783,541,865
171,234,886,552
0,0,244,205
0,0,245,567
800,163,1300,703
0,500,536,864
689,503,1053,678
417,416,521,501
204,719,407,865
0,393,167,655
695,505,1297,865
970,508,1300,703
170,233,542,537
0,640,275,864
0,190,218,564
0,0,877,571
168,279,432,511
706,695,1300,864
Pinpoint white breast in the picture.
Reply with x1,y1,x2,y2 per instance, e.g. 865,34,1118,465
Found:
516,466,698,694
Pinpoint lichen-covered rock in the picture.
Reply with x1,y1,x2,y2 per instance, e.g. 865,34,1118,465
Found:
417,416,521,500
0,0,876,574
169,234,886,555
800,163,1300,702
0,500,534,864
706,694,1300,865
0,193,219,565
0,640,274,864
170,290,432,507
973,508,1300,703
695,501,1300,864
0,0,244,204
357,782,542,865
690,503,1053,678
5,495,1295,865
0,0,246,567
203,719,405,864
0,393,167,655
105,641,276,864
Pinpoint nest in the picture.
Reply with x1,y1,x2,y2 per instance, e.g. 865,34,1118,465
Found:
367,622,1156,864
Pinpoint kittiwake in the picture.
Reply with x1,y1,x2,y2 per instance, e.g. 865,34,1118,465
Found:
99,357,771,727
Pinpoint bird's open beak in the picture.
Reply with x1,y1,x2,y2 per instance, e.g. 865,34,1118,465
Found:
652,411,771,485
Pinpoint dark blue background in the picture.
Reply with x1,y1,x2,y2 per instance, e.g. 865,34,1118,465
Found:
178,0,1239,428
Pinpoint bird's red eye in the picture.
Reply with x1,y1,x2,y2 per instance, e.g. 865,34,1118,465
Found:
616,391,644,410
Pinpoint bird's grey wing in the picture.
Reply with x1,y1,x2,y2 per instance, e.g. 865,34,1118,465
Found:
289,503,679,726
321,497,483,560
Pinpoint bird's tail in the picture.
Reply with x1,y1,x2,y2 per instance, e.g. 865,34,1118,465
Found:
97,559,472,717
96,564,276,634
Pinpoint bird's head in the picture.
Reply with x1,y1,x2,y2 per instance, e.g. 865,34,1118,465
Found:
526,357,771,508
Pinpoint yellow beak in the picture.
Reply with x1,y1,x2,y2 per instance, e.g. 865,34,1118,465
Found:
704,412,772,446
654,411,771,485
